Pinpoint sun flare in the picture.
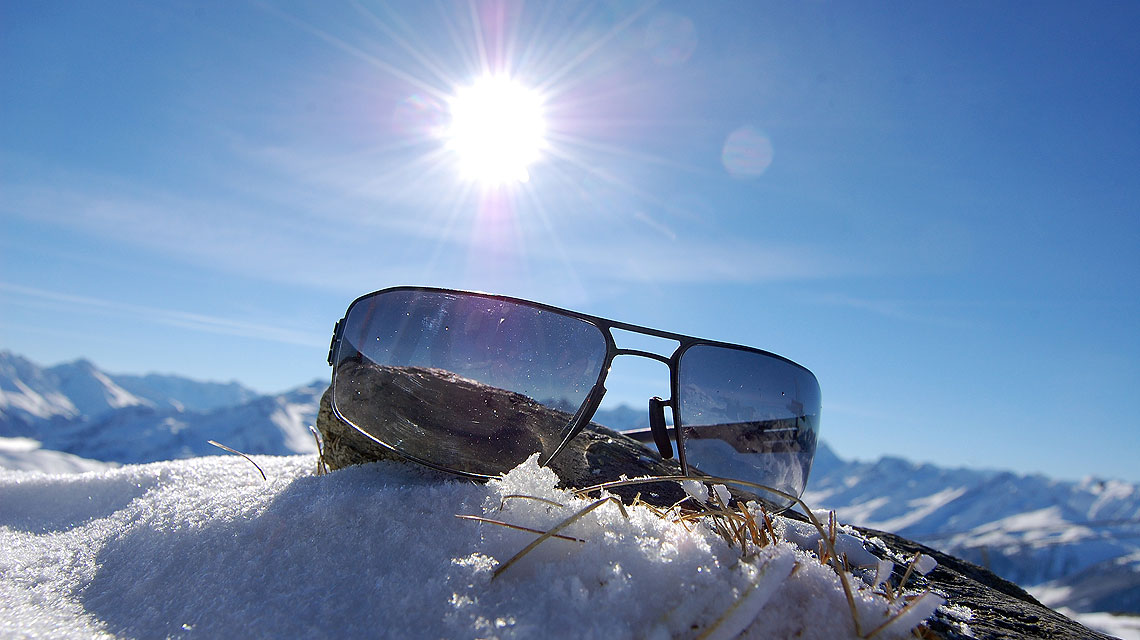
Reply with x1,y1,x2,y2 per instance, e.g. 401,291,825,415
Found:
446,75,546,185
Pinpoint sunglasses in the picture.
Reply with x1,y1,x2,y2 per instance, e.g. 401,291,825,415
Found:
327,286,821,509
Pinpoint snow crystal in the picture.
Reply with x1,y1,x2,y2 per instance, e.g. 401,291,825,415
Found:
712,484,732,506
913,553,938,576
780,519,880,568
682,478,709,503
873,558,894,588
872,591,946,638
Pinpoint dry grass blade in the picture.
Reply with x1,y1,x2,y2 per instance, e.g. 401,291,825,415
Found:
207,440,267,481
498,494,565,510
695,553,796,640
454,514,585,543
738,505,765,547
493,496,626,579
896,552,928,594
308,425,328,476
762,508,779,546
573,474,867,636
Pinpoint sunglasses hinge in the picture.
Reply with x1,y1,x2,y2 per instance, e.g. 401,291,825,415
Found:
326,319,343,366
648,396,674,459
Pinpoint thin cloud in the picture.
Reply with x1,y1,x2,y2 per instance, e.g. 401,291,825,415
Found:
3,167,862,294
0,282,326,348
798,292,984,328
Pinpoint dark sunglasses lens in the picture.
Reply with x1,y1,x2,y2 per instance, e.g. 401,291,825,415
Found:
677,345,821,510
331,290,608,476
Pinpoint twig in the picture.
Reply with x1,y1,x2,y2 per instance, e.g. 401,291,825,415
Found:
493,496,626,579
308,425,328,476
498,494,566,510
454,514,585,543
207,440,266,481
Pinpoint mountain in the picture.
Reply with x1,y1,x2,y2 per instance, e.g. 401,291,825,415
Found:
110,372,257,412
804,442,1140,614
0,352,85,434
38,382,324,464
591,403,648,431
0,351,258,434
0,351,318,463
46,358,150,417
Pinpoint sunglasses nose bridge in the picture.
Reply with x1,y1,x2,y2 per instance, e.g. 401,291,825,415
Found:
610,346,676,401
609,347,679,461
611,347,672,366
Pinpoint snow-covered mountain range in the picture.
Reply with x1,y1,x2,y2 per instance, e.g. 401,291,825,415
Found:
0,351,320,464
803,445,1140,616
2,350,1137,617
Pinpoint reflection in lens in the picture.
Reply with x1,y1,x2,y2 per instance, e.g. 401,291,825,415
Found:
332,290,608,476
677,344,820,511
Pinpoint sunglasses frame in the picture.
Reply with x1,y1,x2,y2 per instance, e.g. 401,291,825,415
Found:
327,285,819,484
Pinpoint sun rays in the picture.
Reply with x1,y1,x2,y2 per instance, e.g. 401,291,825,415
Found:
259,1,716,289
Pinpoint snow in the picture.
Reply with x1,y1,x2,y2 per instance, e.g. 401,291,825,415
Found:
0,437,114,474
881,487,969,533
913,554,937,576
1,454,948,639
49,360,150,416
1060,609,1140,640
0,378,78,421
268,398,321,453
0,437,39,452
1,352,81,423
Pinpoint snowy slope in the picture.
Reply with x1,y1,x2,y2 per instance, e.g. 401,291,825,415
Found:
0,437,113,474
0,352,82,434
0,455,947,640
47,359,149,417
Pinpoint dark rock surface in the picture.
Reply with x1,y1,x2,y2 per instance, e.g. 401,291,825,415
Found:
855,527,1113,640
315,382,1110,640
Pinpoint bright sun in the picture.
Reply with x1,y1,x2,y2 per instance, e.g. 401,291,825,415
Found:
446,75,546,185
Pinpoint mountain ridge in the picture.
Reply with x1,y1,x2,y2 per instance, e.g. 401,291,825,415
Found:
0,351,319,463
804,442,1140,614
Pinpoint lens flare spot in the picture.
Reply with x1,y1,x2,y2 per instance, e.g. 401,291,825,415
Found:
721,126,774,178
446,75,547,186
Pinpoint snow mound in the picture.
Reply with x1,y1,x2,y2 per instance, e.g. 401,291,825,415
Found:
1,455,945,639
0,437,114,474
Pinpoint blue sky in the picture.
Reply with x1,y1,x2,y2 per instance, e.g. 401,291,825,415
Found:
2,1,1138,481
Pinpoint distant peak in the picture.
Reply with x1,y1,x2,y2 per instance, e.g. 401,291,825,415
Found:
50,358,98,374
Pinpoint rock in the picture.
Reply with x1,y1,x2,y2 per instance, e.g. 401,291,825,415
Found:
855,527,1114,640
314,376,1110,640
